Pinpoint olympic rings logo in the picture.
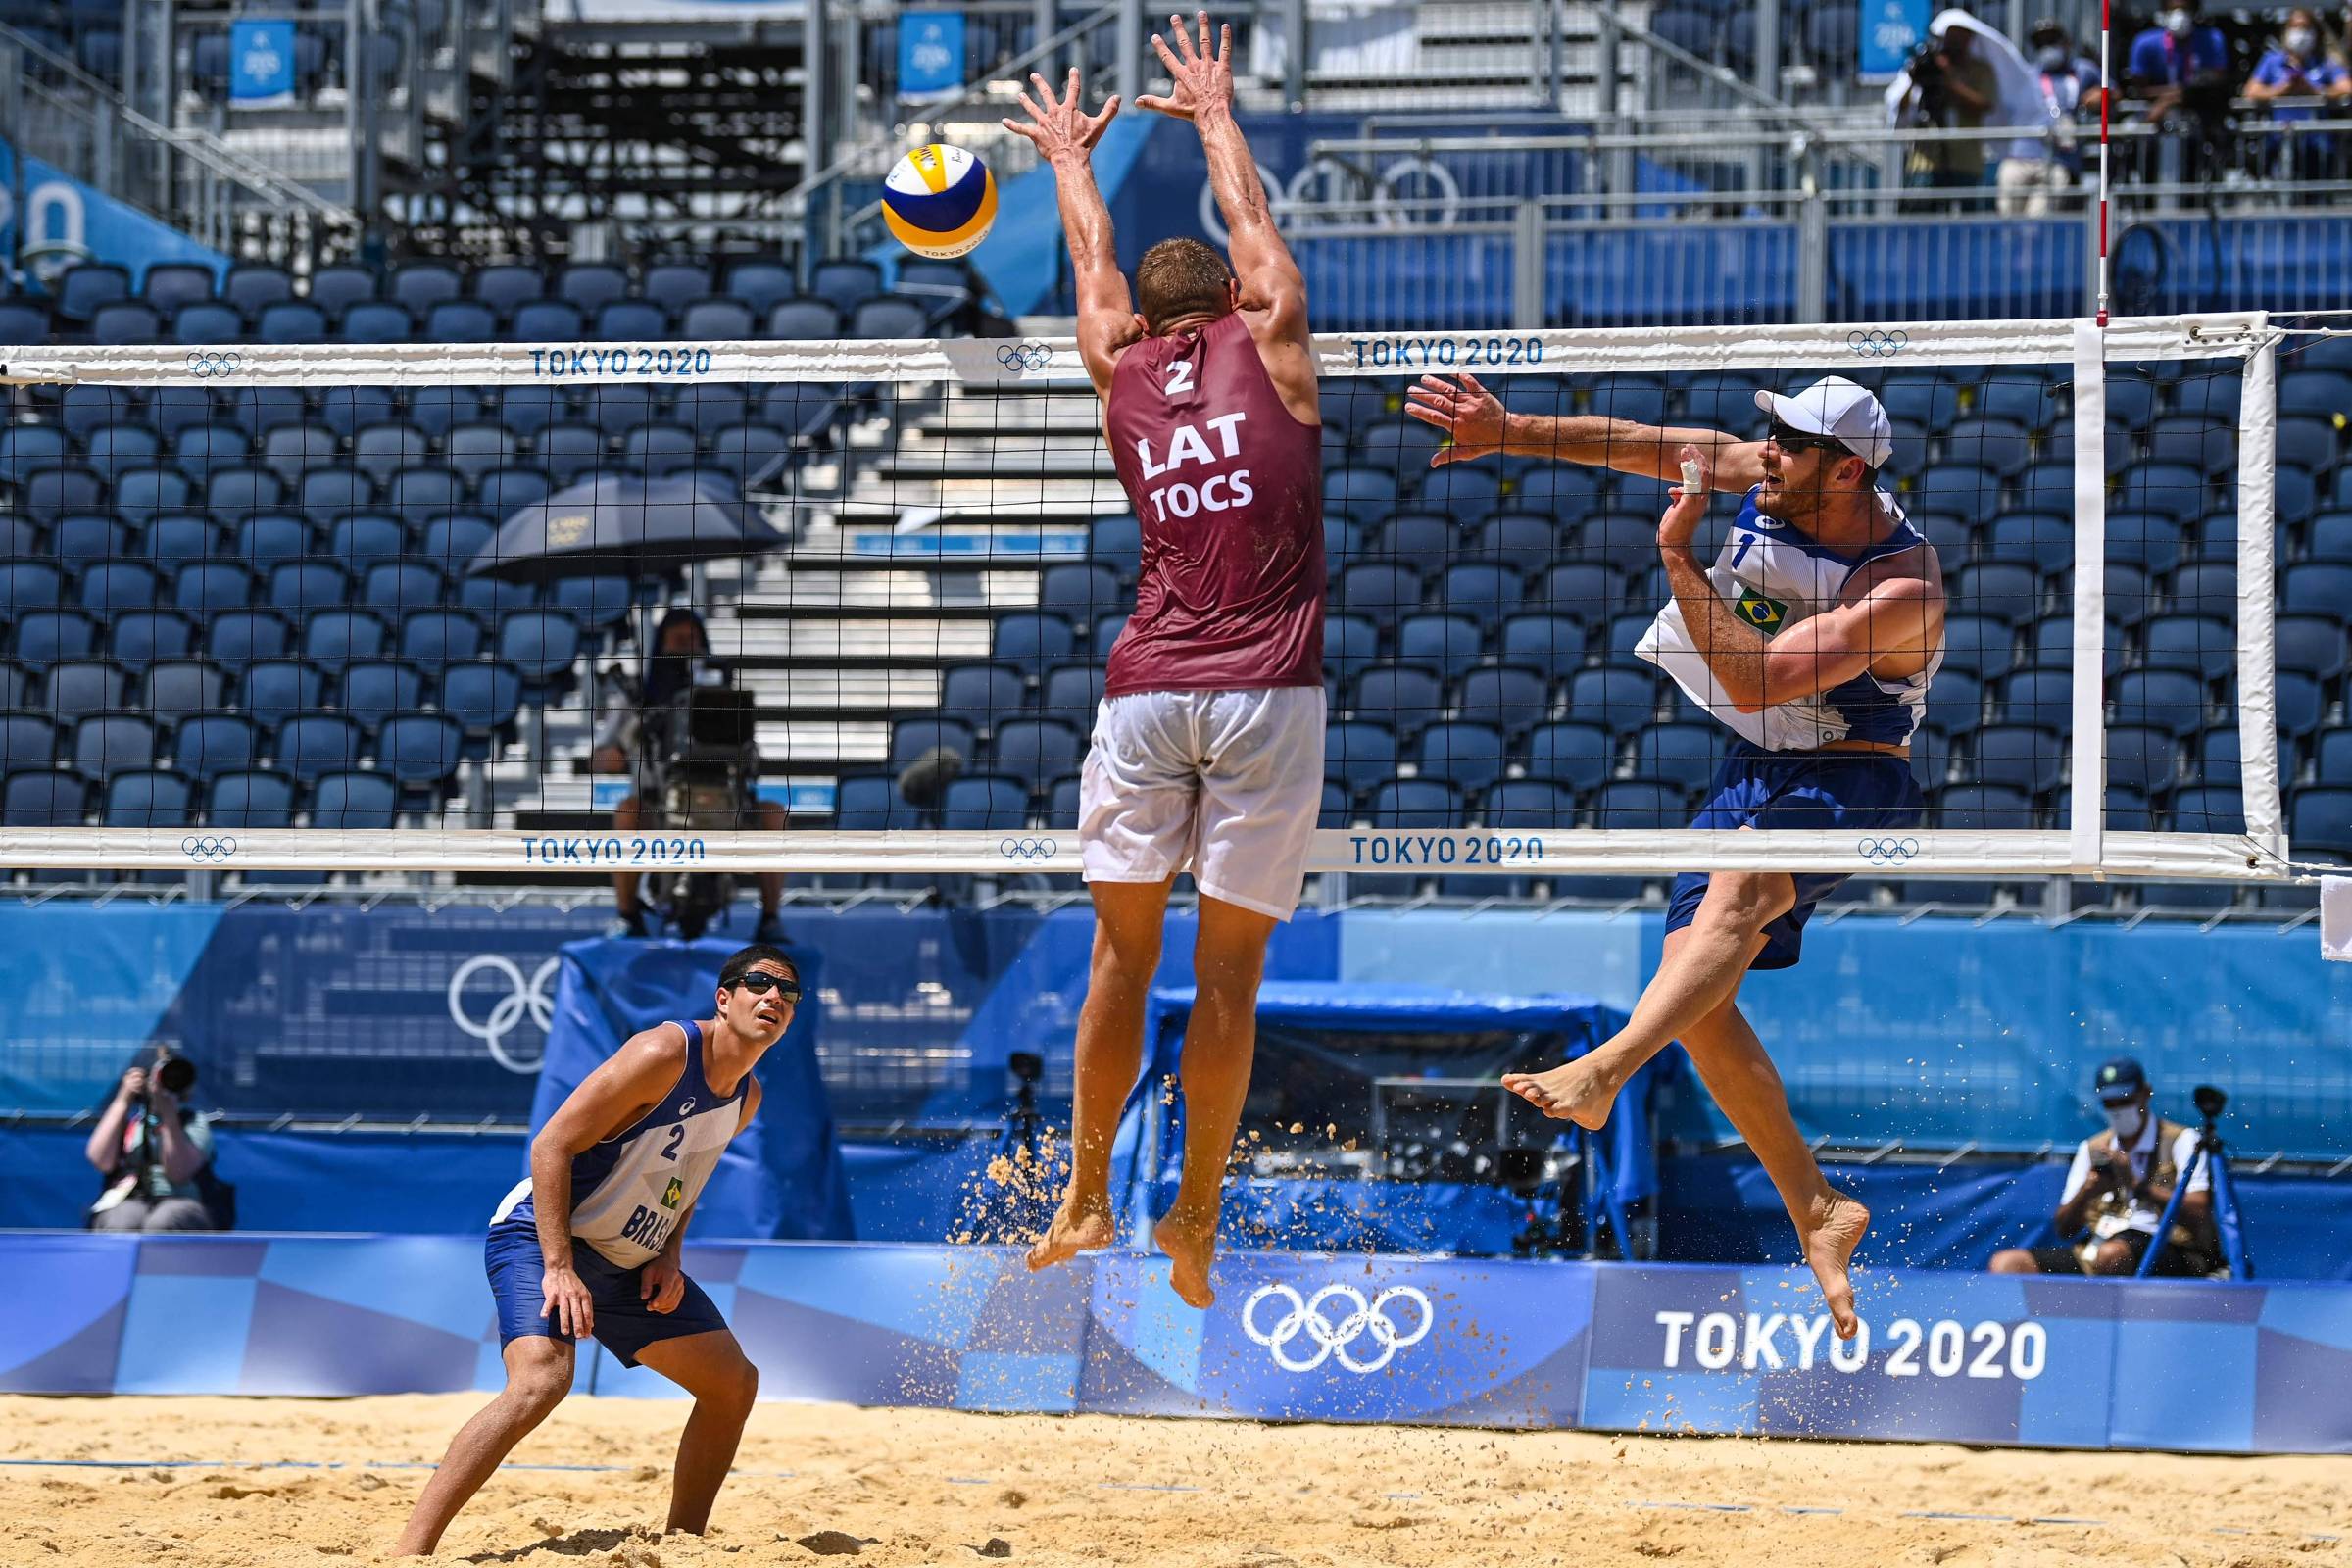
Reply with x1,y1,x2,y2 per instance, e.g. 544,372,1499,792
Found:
185,350,244,378
999,836,1059,861
1856,836,1922,865
1241,1282,1435,1374
995,342,1054,374
1847,329,1909,359
180,834,237,861
446,953,561,1073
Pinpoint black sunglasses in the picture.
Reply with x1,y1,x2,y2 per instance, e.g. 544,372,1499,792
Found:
725,969,802,1002
1766,417,1846,457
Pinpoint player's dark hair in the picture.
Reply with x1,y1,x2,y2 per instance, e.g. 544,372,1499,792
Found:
718,945,798,991
1136,238,1236,333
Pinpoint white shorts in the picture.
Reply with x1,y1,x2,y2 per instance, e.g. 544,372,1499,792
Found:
1078,687,1328,921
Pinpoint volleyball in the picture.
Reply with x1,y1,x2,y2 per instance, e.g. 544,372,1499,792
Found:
880,143,998,260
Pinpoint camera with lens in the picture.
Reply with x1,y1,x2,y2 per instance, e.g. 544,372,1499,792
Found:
151,1052,197,1097
1904,36,1950,124
2193,1083,2228,1122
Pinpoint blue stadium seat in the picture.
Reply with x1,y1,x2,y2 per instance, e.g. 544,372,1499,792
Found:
1457,662,1553,738
2274,417,2335,476
2113,668,2207,737
680,299,756,341
1593,777,1685,829
555,263,628,316
106,466,191,528
336,661,424,732
90,300,162,345
511,301,584,341
440,662,521,748
545,575,630,640
224,265,295,318
106,609,191,670
1335,562,1422,629
350,421,429,487
1976,376,2062,428
2277,615,2349,682
459,576,540,618
765,297,841,340
308,769,400,828
721,261,797,318
2,768,91,825
0,299,46,345
1324,614,1377,682
536,423,607,487
0,558,67,617
1395,612,1485,685
78,560,160,618
222,386,308,440
22,466,103,526
848,294,927,339
325,514,408,574
1417,466,1505,523
703,422,790,488
1876,375,1963,427
641,263,712,318
358,563,443,619
384,465,467,521
890,715,976,772
1998,666,2073,731
207,468,284,520
469,264,543,320
2278,369,2352,423
2104,724,2183,797
171,559,256,619
143,660,227,725
1433,560,1524,632
809,259,883,317
622,422,698,477
1511,467,1605,519
1565,513,1658,576
1944,416,2035,477
140,389,217,444
595,299,668,340
1586,377,1670,424
2146,414,2234,475
296,466,375,520
1948,561,2042,623
831,771,924,831
1912,464,2002,516
2282,562,2352,617
0,424,70,484
173,714,260,781
2170,784,2244,834
81,425,164,481
404,386,486,441
305,266,378,320
2115,461,2208,522
989,717,1082,795
2164,560,2235,621
425,301,498,344
104,768,193,827
393,609,484,674
72,713,154,779
1983,511,2069,576
256,301,329,344
1411,720,1508,797
1326,466,1401,515
2278,466,2322,528
2292,788,2352,857
1483,778,1578,832
1369,775,1461,827
676,386,752,439
1966,722,2063,797
1937,782,2037,828
1565,666,1659,733
205,608,293,670
1038,663,1103,726
334,301,413,344
267,558,351,615
495,610,581,692
1938,613,2016,683
58,386,138,445
940,774,1029,831
1350,663,1445,740
1496,612,1590,681
416,518,496,577
52,514,130,578
434,423,516,490
1523,720,1615,793
1476,514,1561,576
475,466,552,518
941,662,1026,723
2105,511,2185,576
2277,671,2327,738
1090,514,1143,581
0,712,60,774
205,768,294,827
1628,721,1719,794
301,609,389,670
272,711,364,784
1680,377,1771,429
239,660,327,731
1324,718,1398,796
375,711,464,792
388,262,462,318
312,388,394,444
1369,513,1455,570
2138,614,2232,682
1603,612,1654,665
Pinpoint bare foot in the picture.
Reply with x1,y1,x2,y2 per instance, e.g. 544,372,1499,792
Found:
1799,1191,1871,1340
1151,1208,1219,1308
1500,1058,1621,1130
1025,1194,1116,1274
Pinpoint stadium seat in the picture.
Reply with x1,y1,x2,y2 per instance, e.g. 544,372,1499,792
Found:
257,301,329,344
2278,369,2352,423
13,608,96,670
309,769,401,829
941,663,1027,725
546,575,631,640
52,514,131,578
1511,467,1605,519
2105,511,2185,576
325,514,408,573
1997,666,2072,731
1433,560,1524,632
2115,461,2208,522
721,261,797,318
205,768,295,827
1563,513,1658,577
173,714,261,781
239,659,327,731
337,661,425,732
2282,562,2352,617
989,717,1083,795
71,712,154,779
2170,784,2245,834
2276,615,2349,682
2,767,91,825
257,425,338,491
1395,612,1486,685
622,422,698,476
809,259,884,317
105,609,192,670
1603,612,1654,665
1474,514,1561,577
2105,723,2184,797
1937,782,2037,829
296,466,375,520
104,768,193,827
350,422,431,487
112,466,194,525
205,608,293,670
1038,663,1104,726
142,659,227,725
1325,466,1402,515
1966,722,2063,797
1411,720,1508,797
1945,416,2036,478
90,300,163,345
940,774,1029,831
705,422,791,487
406,386,487,441
385,466,467,521
389,262,464,318
2277,671,2328,737
1418,466,1505,523
536,423,607,488
555,263,628,316
1090,514,1143,581
1495,612,1589,682
1627,721,1719,794
1523,720,1615,793
1565,666,1659,733
1938,613,2016,682
224,265,295,318
0,712,61,775
1457,663,1553,738
375,711,465,792
851,296,927,339
469,264,544,320
1369,775,1461,828
832,771,925,831
2138,614,2233,682
1324,719,1399,797
2146,414,2235,476
302,609,391,670
1323,614,1378,683
440,662,522,748
1350,664,1445,740
1593,777,1685,830
680,299,756,341
1369,513,1455,571
2113,668,2208,737
766,297,842,340
890,715,977,773
1335,562,1423,629
596,299,668,341
1983,512,2070,576
335,301,413,344
0,425,70,485
83,426,165,483
511,299,584,340
2292,788,2352,857
272,712,365,784
1948,562,2042,623
416,516,497,576
314,388,396,444
268,559,352,615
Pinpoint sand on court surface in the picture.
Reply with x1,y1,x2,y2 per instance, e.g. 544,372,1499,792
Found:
2,1395,2344,1568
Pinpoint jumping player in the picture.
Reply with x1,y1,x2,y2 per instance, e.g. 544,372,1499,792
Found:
1404,373,1945,1336
393,946,800,1555
1003,15,1323,1308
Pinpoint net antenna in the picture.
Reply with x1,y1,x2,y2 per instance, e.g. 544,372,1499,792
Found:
0,313,2299,887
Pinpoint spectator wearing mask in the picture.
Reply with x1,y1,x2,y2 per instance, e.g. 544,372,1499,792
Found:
593,608,789,941
2246,10,2350,175
1898,19,2001,192
84,1054,227,1232
2128,0,2234,180
1988,1056,2217,1277
2000,17,2105,212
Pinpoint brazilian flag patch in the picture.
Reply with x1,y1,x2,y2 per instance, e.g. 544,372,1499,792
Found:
662,1176,685,1210
1735,589,1788,631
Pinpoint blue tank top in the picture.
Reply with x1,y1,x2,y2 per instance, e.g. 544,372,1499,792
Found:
490,1019,747,1267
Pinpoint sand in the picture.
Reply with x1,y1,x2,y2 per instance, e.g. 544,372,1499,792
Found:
1,1395,2345,1568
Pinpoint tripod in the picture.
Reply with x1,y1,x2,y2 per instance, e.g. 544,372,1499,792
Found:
2137,1084,2254,1280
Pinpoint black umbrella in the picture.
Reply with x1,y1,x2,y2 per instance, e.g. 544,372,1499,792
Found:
466,474,789,583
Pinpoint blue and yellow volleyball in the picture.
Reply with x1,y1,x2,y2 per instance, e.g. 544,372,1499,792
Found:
880,143,998,260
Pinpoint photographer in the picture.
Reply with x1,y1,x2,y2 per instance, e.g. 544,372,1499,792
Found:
2127,0,2234,178
83,1054,223,1233
592,608,787,942
1989,1057,2217,1277
1896,18,1999,193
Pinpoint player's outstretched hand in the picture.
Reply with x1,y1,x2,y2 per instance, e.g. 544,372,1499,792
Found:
1403,372,1505,466
640,1254,688,1315
1002,68,1120,162
1658,442,1712,549
541,1262,595,1338
1137,12,1234,121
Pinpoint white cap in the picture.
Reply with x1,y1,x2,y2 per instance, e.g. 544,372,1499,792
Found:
1753,376,1894,470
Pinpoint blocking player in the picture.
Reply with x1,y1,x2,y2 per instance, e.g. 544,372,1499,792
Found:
1003,15,1324,1307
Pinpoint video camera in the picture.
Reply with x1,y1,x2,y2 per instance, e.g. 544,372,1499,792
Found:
1904,36,1950,124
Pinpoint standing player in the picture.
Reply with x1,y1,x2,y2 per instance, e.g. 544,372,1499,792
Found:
1404,373,1945,1336
394,946,800,1555
1003,15,1324,1308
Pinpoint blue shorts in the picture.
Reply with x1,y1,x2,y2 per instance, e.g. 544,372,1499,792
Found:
486,1212,727,1368
1665,740,1925,972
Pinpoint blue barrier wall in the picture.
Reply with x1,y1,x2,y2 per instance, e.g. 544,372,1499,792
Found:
8,1234,2348,1454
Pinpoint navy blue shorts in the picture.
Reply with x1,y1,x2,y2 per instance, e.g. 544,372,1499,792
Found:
1665,741,1925,972
486,1215,727,1368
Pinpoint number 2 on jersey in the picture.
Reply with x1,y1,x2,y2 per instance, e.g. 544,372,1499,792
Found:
662,1124,684,1160
1163,359,1195,398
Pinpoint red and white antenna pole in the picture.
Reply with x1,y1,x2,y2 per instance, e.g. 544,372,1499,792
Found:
2097,0,2113,325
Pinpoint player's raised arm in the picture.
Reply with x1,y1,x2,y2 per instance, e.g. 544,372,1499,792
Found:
1138,14,1309,352
1004,69,1136,396
1403,372,1769,493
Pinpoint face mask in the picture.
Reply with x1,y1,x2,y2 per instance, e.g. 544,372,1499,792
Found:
2104,1105,2145,1142
2036,45,2070,71
2164,9,2193,34
2285,26,2318,54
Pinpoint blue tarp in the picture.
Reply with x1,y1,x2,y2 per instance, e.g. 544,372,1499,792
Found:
527,936,855,1242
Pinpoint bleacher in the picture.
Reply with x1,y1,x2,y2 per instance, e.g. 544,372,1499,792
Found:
2,255,2349,910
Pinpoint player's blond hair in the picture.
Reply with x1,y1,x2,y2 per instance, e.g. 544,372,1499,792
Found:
1136,238,1235,334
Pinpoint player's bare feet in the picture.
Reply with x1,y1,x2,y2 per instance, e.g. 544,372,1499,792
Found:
1500,1058,1622,1130
1152,1206,1219,1308
1799,1191,1871,1340
1026,1193,1116,1273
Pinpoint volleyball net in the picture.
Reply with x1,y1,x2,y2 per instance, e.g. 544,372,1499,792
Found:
0,311,2315,883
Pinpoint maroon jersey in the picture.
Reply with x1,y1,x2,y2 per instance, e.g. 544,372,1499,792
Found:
1102,310,1324,698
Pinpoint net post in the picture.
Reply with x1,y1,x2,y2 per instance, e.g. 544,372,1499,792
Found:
2236,328,2285,858
2068,320,2107,875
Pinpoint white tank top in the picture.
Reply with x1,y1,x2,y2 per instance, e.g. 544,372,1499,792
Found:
1634,484,1943,752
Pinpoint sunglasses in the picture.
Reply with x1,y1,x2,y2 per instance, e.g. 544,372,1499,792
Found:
725,970,802,1003
1766,418,1847,457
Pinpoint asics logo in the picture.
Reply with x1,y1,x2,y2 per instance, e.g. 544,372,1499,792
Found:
185,350,244,377
1847,329,1909,359
1240,1282,1435,1374
446,953,560,1073
996,342,1054,374
181,834,238,861
1000,836,1059,861
1856,836,1922,864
